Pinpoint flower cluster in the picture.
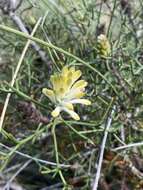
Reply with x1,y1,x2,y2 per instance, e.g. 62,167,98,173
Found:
97,34,111,57
42,66,91,120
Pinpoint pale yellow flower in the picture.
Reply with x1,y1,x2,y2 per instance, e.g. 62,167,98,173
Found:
97,34,111,57
42,66,91,120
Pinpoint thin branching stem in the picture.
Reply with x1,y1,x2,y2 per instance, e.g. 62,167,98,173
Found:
112,141,143,151
0,24,118,95
0,18,42,132
52,120,67,187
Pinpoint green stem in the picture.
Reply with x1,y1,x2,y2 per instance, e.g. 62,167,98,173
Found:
0,125,48,171
0,24,118,95
63,120,95,145
5,83,49,110
107,0,117,37
52,120,67,186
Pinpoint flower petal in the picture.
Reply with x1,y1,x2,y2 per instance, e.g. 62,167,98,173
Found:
69,67,75,73
62,66,69,76
63,102,74,110
71,80,87,90
70,99,91,105
72,70,82,84
65,90,85,100
50,75,58,90
63,108,80,120
75,91,85,98
51,107,61,117
42,88,55,102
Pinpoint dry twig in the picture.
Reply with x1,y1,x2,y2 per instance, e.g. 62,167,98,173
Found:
92,105,116,190
0,18,42,131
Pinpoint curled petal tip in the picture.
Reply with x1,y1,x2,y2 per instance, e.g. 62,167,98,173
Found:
51,107,61,117
80,99,91,105
75,115,80,120
72,112,80,120
85,100,91,105
42,88,47,94
63,108,80,120
70,99,91,105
